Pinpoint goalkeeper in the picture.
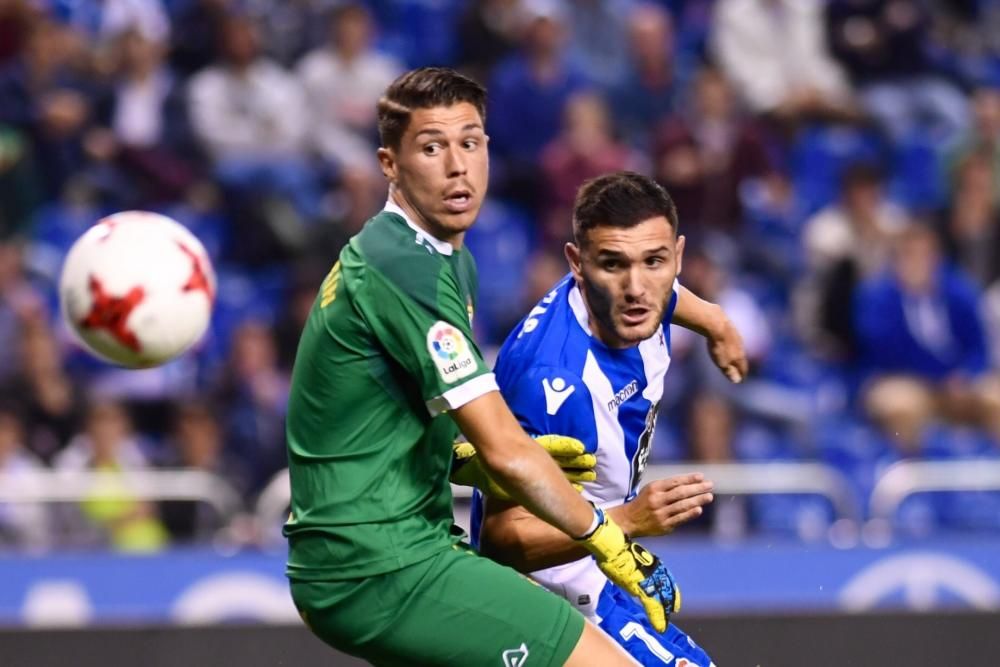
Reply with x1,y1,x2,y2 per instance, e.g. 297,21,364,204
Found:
285,67,675,666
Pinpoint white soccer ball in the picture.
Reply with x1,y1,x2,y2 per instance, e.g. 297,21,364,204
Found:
59,211,216,368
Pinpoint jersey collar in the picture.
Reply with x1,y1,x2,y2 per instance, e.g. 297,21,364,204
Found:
383,198,454,256
568,282,595,337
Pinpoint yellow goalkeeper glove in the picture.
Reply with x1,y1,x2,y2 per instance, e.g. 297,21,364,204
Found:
576,506,681,633
450,435,597,500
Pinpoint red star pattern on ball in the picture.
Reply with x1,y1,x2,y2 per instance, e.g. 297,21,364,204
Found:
79,275,145,352
177,241,214,302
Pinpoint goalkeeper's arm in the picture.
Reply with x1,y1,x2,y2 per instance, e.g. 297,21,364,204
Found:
450,435,596,499
452,390,678,632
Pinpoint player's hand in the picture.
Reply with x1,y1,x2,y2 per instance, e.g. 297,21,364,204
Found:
707,312,747,384
534,435,597,487
450,436,596,500
615,473,714,538
577,507,680,632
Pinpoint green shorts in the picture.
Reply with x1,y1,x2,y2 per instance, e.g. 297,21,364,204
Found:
290,543,585,666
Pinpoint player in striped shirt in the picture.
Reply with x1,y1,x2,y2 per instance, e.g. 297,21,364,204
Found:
473,171,747,666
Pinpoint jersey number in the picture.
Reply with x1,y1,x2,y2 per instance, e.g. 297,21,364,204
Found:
619,621,675,663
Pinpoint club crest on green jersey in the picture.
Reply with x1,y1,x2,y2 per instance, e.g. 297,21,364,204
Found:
427,321,476,383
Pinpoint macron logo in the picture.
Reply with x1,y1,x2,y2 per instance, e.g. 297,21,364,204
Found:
502,643,529,667
542,378,575,415
607,380,639,412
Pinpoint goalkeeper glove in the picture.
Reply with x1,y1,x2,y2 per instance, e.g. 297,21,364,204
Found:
450,435,597,500
576,506,680,633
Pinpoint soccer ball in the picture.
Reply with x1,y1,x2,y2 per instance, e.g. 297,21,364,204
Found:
59,211,216,368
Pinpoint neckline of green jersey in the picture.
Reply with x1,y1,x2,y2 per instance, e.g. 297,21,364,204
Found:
383,199,454,256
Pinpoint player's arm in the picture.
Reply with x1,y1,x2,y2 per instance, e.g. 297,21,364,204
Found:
451,392,598,537
451,435,596,499
479,474,714,573
671,283,748,383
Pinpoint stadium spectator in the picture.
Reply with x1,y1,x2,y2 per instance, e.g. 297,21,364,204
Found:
939,151,1000,290
0,125,43,238
676,392,752,540
0,402,51,550
565,0,631,89
188,12,321,256
854,224,1000,448
928,0,1000,89
539,92,640,247
455,0,522,85
0,244,45,384
670,245,772,397
0,0,34,65
488,0,590,209
948,86,1000,199
87,28,201,208
795,162,908,360
826,0,969,143
605,2,678,148
0,19,99,199
296,2,402,232
652,65,772,234
711,0,857,129
274,264,331,372
168,0,231,77
157,401,239,543
5,319,82,463
54,400,169,551
213,321,288,495
59,0,170,46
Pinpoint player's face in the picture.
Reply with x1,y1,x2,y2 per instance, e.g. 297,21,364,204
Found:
378,103,489,246
565,216,684,348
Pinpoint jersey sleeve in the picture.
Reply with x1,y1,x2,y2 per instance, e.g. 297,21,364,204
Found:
353,263,497,416
501,366,598,453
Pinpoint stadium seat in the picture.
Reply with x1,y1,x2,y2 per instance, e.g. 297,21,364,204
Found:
790,125,886,213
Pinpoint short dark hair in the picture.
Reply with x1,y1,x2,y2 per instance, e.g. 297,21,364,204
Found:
573,171,679,246
840,161,884,191
377,67,487,150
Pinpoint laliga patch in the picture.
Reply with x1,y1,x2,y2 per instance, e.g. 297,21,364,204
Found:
427,321,477,384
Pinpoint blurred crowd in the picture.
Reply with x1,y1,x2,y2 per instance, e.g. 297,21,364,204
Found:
1,0,1000,551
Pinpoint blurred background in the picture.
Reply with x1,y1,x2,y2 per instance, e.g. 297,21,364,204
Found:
1,0,999,664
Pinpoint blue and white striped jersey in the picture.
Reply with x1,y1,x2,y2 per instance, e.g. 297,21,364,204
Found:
472,274,678,618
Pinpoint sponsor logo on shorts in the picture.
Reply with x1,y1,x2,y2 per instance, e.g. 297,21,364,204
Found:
502,642,529,667
427,321,476,384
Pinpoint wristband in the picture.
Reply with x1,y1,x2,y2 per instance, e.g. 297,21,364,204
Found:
577,505,604,541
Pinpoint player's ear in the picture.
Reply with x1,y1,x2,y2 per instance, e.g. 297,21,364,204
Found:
675,234,685,276
377,147,397,183
564,242,583,282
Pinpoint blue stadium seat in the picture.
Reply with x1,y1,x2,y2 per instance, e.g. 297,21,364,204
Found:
790,125,885,212
887,132,946,212
463,199,536,344
198,266,287,369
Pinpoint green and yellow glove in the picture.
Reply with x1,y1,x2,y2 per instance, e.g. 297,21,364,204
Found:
450,435,597,500
576,506,681,633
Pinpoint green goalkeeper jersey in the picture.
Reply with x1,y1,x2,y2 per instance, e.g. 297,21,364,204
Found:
284,203,498,581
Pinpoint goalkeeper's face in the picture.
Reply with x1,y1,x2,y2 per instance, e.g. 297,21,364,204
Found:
378,103,489,244
566,216,684,348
